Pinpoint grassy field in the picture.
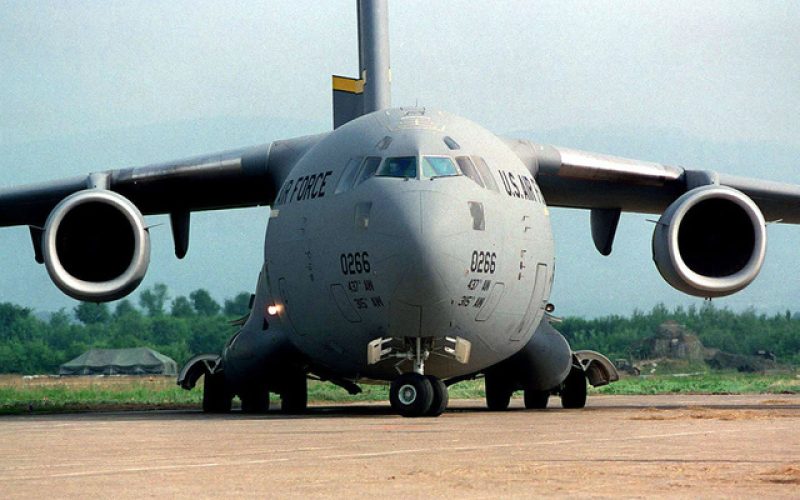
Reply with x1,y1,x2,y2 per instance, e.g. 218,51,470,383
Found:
1,372,798,415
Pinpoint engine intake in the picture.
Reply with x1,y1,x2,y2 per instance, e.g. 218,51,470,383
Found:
43,190,150,302
652,186,766,297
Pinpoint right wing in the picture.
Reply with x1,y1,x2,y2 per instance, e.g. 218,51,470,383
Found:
0,134,324,228
0,133,325,301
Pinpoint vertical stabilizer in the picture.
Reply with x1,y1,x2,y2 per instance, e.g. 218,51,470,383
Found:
332,0,391,128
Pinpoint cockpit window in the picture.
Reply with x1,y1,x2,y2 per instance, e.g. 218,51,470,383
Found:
355,156,382,185
376,156,417,178
422,156,459,178
455,156,485,188
473,156,500,192
335,157,363,194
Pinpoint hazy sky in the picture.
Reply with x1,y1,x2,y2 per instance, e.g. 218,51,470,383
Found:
1,1,799,316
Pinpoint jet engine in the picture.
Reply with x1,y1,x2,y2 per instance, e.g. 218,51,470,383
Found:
42,190,150,302
652,185,766,298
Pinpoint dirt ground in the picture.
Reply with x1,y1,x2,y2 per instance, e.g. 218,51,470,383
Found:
0,394,798,498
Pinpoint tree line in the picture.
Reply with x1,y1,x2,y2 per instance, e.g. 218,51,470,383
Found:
560,303,800,366
1,287,799,374
0,284,252,374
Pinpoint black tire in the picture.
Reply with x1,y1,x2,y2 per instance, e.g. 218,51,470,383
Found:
560,366,587,409
280,372,308,414
202,372,232,413
485,372,513,411
240,387,270,413
523,389,549,409
425,376,449,417
390,373,434,417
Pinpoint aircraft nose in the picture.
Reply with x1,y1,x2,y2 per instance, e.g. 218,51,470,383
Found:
370,188,474,338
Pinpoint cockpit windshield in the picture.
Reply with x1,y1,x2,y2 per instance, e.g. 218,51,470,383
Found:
375,157,417,178
422,156,459,178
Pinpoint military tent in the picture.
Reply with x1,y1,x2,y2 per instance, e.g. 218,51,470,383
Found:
59,347,178,376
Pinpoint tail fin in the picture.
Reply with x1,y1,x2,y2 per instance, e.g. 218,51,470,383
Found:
332,0,391,128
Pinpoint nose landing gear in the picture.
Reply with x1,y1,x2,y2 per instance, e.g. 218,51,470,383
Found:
369,336,459,417
389,373,449,417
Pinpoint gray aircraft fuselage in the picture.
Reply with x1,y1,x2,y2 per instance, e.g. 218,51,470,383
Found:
223,108,554,383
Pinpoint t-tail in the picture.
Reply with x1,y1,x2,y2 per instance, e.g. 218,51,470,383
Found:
332,0,391,128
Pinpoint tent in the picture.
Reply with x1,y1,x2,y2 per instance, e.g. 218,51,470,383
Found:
59,347,178,376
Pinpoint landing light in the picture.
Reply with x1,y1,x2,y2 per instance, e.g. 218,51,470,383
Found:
266,304,280,316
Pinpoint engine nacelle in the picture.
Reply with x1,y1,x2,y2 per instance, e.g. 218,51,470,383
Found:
42,190,150,302
652,185,766,298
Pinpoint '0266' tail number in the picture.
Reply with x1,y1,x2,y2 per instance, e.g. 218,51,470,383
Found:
470,250,496,274
340,252,371,275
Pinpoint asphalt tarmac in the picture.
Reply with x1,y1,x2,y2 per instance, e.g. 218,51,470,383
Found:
1,394,799,498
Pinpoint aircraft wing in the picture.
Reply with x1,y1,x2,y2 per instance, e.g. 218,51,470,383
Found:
0,134,324,228
0,133,324,301
503,138,800,224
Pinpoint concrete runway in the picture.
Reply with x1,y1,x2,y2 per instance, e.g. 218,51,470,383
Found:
1,395,799,498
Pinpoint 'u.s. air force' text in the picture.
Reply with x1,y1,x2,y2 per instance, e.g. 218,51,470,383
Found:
498,170,543,203
275,171,333,205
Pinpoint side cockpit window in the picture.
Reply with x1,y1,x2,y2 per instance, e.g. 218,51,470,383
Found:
472,156,500,193
455,156,485,188
376,156,417,178
423,157,459,178
335,157,364,194
356,156,383,185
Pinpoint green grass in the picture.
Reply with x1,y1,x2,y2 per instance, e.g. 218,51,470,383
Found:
0,383,202,415
1,372,797,415
593,372,800,395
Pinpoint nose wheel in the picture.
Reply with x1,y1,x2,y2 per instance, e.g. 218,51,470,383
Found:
390,373,449,417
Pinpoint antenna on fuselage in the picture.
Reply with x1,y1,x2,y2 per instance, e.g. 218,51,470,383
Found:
332,0,391,128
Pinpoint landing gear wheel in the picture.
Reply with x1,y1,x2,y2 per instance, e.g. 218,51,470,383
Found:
425,376,448,417
390,373,434,417
560,366,587,409
485,372,513,411
280,372,308,414
240,388,270,413
524,389,549,409
202,372,232,413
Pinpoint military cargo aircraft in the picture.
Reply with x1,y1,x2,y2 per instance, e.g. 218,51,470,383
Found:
2,1,800,417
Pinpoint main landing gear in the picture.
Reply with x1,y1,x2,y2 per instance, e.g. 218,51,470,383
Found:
559,365,587,409
202,371,233,413
389,373,449,417
238,370,309,414
483,365,587,410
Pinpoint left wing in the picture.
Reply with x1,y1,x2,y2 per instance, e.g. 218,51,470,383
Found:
503,137,800,298
504,137,800,222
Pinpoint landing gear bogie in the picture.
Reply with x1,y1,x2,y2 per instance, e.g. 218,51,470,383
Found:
239,386,270,413
560,365,587,409
484,371,513,411
524,389,549,409
202,371,233,413
280,371,308,414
